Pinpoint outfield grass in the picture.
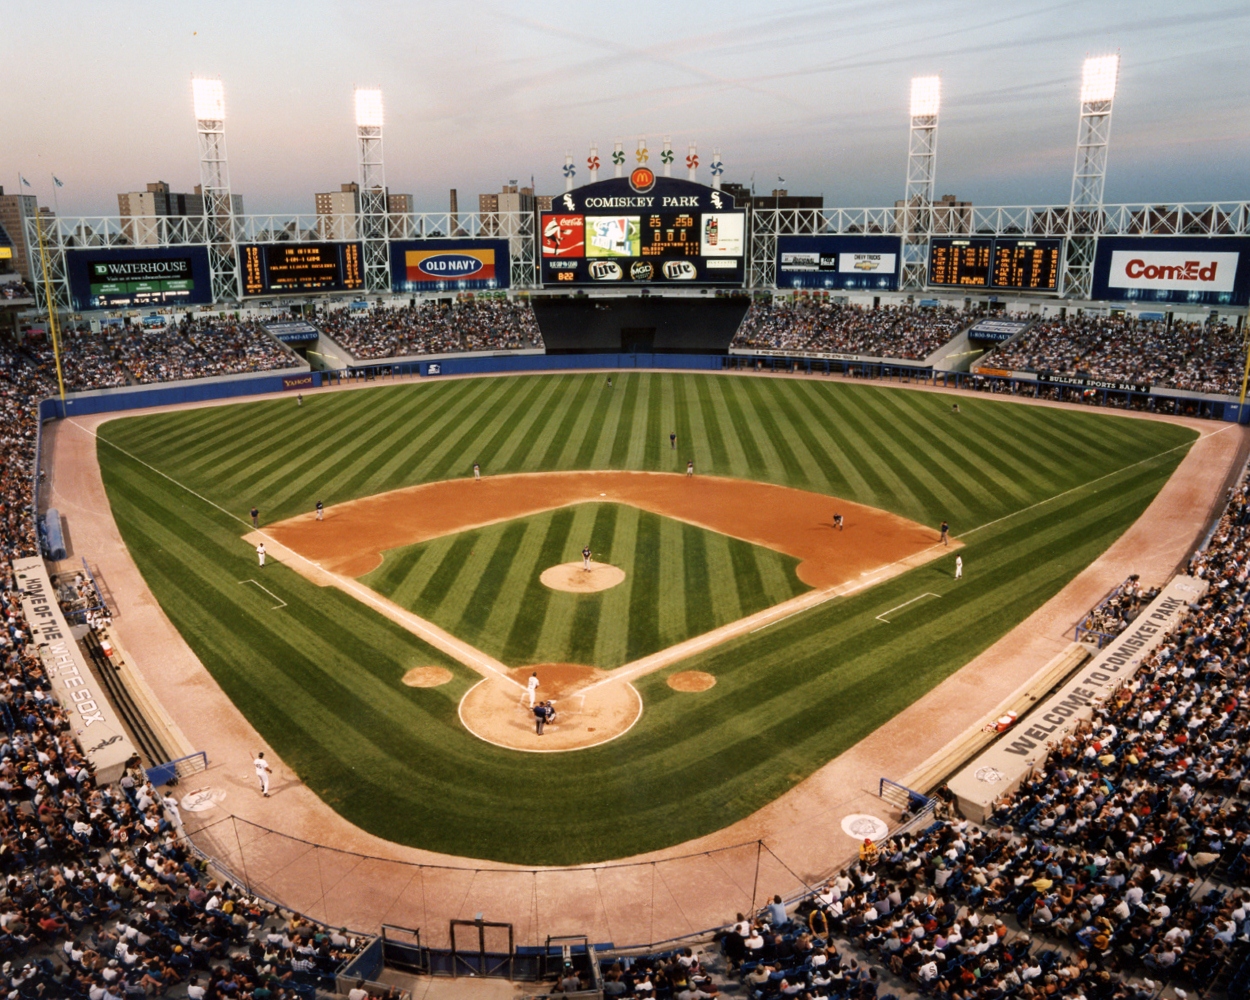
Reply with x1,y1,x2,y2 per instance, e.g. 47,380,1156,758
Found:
96,373,1196,863
361,502,808,669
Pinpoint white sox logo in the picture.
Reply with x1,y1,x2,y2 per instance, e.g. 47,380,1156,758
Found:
711,192,723,209
562,193,574,212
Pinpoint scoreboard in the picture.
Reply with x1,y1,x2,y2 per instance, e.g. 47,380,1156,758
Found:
928,238,992,287
929,237,1063,292
240,243,364,296
991,239,1062,291
540,174,745,287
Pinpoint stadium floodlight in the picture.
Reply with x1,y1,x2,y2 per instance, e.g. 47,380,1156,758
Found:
192,77,225,120
910,76,941,118
355,88,384,128
1080,55,1119,104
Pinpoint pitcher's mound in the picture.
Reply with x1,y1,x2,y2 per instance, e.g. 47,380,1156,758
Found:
459,663,641,752
540,561,626,593
402,667,453,687
668,670,716,692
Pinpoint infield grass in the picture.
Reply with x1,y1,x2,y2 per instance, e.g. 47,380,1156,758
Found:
96,372,1196,863
362,503,807,669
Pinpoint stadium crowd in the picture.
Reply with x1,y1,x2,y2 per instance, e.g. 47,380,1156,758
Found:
1,281,33,301
713,468,1250,1000
18,320,299,392
0,343,379,1000
731,302,966,361
982,315,1244,395
319,299,543,360
1075,576,1161,645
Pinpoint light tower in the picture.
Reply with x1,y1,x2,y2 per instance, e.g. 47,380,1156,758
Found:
900,75,940,290
1061,54,1119,298
192,77,239,302
355,87,390,294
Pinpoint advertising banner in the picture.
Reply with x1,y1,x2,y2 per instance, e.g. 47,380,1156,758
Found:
948,574,1205,821
264,321,320,343
12,557,136,785
66,246,213,310
968,319,1031,343
775,236,901,290
1092,237,1250,305
1038,371,1151,394
389,239,510,292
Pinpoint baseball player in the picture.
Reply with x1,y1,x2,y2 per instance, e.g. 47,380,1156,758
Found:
670,432,677,450
256,543,266,567
939,520,950,547
833,513,844,531
315,500,324,521
533,701,547,735
686,460,694,477
607,376,613,388
526,671,539,708
544,701,557,728
297,393,303,408
254,752,272,797
955,556,963,580
473,463,481,481
250,506,259,528
582,545,592,571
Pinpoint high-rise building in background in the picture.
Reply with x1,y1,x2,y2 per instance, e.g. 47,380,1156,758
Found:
480,182,551,236
316,183,413,239
893,193,973,236
0,187,46,282
117,181,244,246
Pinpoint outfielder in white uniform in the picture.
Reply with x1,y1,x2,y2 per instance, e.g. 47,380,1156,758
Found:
254,752,272,797
526,672,539,708
955,556,963,580
256,543,266,567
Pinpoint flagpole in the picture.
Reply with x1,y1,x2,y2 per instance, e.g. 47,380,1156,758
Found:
34,204,67,407
49,174,60,217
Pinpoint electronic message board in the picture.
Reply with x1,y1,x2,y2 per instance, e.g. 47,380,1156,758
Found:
540,172,745,286
240,243,363,295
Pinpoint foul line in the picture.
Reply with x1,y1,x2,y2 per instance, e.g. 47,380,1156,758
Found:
876,592,940,624
72,420,525,692
238,579,287,610
959,428,1225,541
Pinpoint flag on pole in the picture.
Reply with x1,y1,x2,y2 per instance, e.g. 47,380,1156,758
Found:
19,175,32,187
52,176,64,188
778,175,786,184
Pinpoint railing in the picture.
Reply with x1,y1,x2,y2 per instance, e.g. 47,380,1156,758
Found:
145,750,208,788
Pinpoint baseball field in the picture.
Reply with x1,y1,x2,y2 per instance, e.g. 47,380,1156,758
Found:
95,371,1195,864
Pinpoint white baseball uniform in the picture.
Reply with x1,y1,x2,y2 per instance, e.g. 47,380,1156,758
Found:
526,674,539,707
955,556,963,580
254,756,271,796
257,544,266,567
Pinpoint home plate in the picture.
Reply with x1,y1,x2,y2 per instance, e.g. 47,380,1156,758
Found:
600,493,606,496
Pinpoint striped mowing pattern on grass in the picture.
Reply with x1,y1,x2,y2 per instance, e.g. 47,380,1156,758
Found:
95,373,1197,864
361,503,808,669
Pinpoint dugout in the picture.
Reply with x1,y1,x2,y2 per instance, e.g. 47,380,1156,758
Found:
532,294,750,354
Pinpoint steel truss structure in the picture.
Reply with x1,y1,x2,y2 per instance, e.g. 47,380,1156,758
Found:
25,201,1250,311
1063,62,1118,299
196,108,239,305
356,97,391,295
900,101,939,291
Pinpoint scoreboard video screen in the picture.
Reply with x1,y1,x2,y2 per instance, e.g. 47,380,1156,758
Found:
929,237,1062,292
540,174,745,286
240,242,364,296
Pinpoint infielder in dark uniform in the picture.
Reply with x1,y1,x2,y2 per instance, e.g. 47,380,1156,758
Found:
939,520,950,546
670,432,677,450
250,506,259,528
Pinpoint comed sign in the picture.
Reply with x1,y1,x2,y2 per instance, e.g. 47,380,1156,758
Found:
1092,237,1250,305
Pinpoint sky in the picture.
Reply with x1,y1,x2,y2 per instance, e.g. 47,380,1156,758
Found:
1,0,1248,218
